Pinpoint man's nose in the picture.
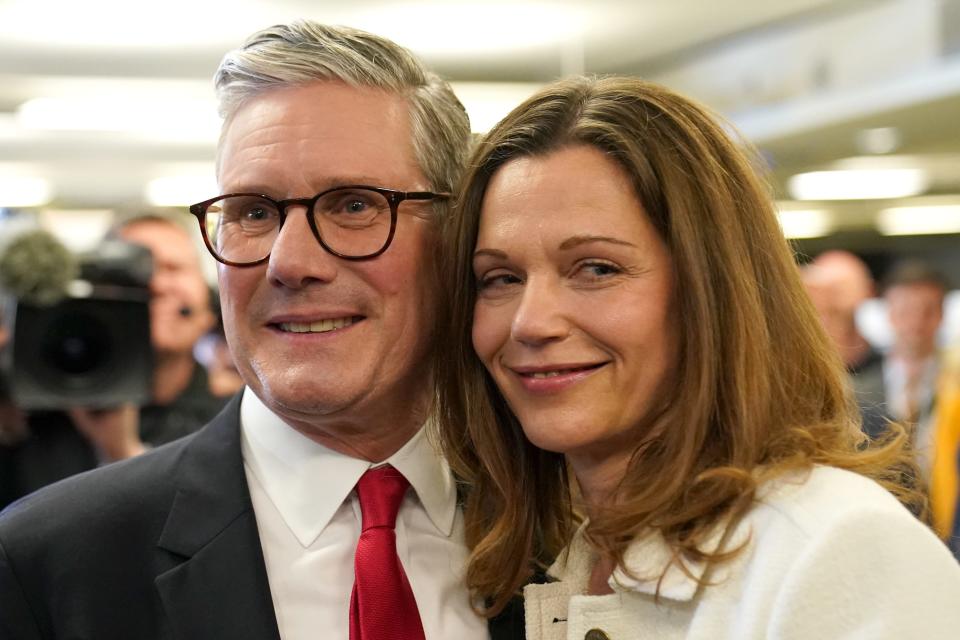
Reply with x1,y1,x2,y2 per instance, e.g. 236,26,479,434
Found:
266,205,338,288
509,278,571,346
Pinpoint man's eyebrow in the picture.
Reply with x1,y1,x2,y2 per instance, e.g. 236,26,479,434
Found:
322,175,391,188
221,176,393,196
558,235,638,250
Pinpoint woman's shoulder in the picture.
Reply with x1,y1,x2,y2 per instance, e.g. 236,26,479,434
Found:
755,465,907,528
740,465,943,568
733,465,960,637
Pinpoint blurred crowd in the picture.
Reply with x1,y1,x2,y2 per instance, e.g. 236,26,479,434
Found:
0,214,243,509
802,251,960,551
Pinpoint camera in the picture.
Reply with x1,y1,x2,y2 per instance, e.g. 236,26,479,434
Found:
1,239,154,410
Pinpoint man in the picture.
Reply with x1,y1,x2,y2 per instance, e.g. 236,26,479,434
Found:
0,215,225,508
0,22,519,639
882,261,948,451
111,215,223,448
881,261,960,542
801,250,887,436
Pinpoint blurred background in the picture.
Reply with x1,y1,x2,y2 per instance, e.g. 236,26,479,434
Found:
1,0,959,344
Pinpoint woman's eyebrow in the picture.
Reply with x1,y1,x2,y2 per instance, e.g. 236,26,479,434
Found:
558,235,637,250
473,248,509,260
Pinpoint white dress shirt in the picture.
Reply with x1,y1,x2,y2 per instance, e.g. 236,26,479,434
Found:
883,353,940,473
240,390,489,640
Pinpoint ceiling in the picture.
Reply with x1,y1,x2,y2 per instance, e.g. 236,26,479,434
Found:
0,0,958,245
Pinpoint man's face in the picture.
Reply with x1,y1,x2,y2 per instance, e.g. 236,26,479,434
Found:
886,282,944,358
118,221,213,356
216,81,437,440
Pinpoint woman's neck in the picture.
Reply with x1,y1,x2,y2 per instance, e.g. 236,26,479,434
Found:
568,447,636,595
568,448,632,515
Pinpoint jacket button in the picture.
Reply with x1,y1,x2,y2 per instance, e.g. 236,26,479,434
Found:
585,629,611,640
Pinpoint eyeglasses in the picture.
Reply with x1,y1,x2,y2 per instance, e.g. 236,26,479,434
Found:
189,185,449,267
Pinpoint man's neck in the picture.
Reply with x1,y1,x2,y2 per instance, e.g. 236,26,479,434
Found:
152,351,197,406
264,386,432,463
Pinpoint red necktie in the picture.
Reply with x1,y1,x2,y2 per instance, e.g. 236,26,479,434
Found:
349,465,426,640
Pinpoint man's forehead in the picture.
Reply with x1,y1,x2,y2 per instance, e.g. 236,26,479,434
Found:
216,82,419,187
886,283,946,310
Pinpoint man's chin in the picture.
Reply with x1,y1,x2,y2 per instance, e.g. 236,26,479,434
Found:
254,379,361,421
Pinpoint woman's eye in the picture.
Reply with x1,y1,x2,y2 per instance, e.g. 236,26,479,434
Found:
477,273,521,290
579,261,621,278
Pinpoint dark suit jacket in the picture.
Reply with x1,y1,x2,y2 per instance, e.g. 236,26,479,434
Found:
0,394,524,639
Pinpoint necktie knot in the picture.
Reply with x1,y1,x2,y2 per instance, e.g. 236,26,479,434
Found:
356,465,410,531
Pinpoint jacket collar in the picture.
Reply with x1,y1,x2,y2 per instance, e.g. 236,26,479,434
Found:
547,518,747,602
154,391,282,640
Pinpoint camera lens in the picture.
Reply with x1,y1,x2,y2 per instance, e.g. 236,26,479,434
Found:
41,312,110,375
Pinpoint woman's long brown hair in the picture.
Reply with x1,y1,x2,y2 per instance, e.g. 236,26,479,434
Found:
434,76,923,616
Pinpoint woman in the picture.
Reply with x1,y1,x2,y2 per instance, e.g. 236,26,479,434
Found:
436,76,960,639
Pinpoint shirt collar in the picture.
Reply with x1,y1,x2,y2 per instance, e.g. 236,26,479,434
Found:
239,389,457,548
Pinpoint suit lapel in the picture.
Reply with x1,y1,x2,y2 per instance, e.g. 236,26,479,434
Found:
154,394,281,640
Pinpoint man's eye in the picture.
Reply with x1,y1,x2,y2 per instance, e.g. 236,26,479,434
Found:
345,199,369,214
245,207,271,220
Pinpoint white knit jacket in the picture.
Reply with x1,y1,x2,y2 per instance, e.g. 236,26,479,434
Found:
524,466,960,640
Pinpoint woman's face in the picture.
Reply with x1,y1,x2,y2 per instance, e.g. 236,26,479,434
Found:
471,145,678,466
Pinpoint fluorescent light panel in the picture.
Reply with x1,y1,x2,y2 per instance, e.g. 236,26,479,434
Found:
17,96,220,142
0,175,53,207
788,168,929,200
776,208,833,239
876,205,960,236
0,0,268,48
349,3,585,54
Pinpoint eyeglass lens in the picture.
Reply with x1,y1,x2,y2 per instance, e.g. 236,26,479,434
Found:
203,188,393,263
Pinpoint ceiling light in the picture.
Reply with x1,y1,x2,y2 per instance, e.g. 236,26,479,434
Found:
0,0,267,48
0,175,53,208
17,96,220,142
788,168,929,200
876,205,960,236
776,208,833,239
347,3,585,54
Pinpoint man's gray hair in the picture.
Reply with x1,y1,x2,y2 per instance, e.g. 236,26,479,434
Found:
215,21,471,202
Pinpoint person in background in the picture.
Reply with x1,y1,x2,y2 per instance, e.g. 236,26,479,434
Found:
801,250,887,436
436,76,960,639
932,361,960,556
111,215,226,445
0,21,514,640
882,260,948,433
0,214,227,508
882,260,960,546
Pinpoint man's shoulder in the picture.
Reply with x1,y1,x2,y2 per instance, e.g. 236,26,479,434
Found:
0,431,196,544
0,394,243,544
